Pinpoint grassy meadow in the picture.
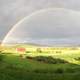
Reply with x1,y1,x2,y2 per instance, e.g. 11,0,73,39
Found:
0,44,80,80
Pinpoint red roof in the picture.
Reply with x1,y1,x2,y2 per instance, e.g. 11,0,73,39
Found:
16,48,26,52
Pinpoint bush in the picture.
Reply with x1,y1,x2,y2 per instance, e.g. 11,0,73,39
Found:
36,48,42,53
27,56,68,64
26,56,33,59
26,51,31,53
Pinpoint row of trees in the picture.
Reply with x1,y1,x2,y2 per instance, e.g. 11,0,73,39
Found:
26,48,62,53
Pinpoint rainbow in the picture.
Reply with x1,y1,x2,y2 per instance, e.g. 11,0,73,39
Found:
2,7,80,46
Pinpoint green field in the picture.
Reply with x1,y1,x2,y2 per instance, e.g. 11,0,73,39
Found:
0,45,80,80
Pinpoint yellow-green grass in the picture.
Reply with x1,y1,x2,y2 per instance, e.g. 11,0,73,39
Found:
1,44,80,65
0,44,80,80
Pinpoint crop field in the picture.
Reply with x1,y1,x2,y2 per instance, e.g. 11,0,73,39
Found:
0,44,80,80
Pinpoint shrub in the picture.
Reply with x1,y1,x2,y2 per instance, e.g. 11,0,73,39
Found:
36,48,42,53
33,56,47,62
29,56,68,64
26,51,31,53
26,56,33,59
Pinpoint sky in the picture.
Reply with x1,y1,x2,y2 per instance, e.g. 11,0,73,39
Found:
1,0,80,46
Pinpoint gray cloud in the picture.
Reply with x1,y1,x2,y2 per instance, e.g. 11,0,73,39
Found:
0,0,80,45
2,8,80,46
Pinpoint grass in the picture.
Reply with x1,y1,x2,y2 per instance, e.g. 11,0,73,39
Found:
0,54,80,80
0,45,80,80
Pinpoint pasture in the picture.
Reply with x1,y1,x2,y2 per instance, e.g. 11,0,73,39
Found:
0,44,80,80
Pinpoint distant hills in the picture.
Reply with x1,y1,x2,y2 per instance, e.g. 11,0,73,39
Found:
2,42,80,47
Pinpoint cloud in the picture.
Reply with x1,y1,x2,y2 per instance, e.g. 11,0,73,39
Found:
2,8,80,46
0,0,80,42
